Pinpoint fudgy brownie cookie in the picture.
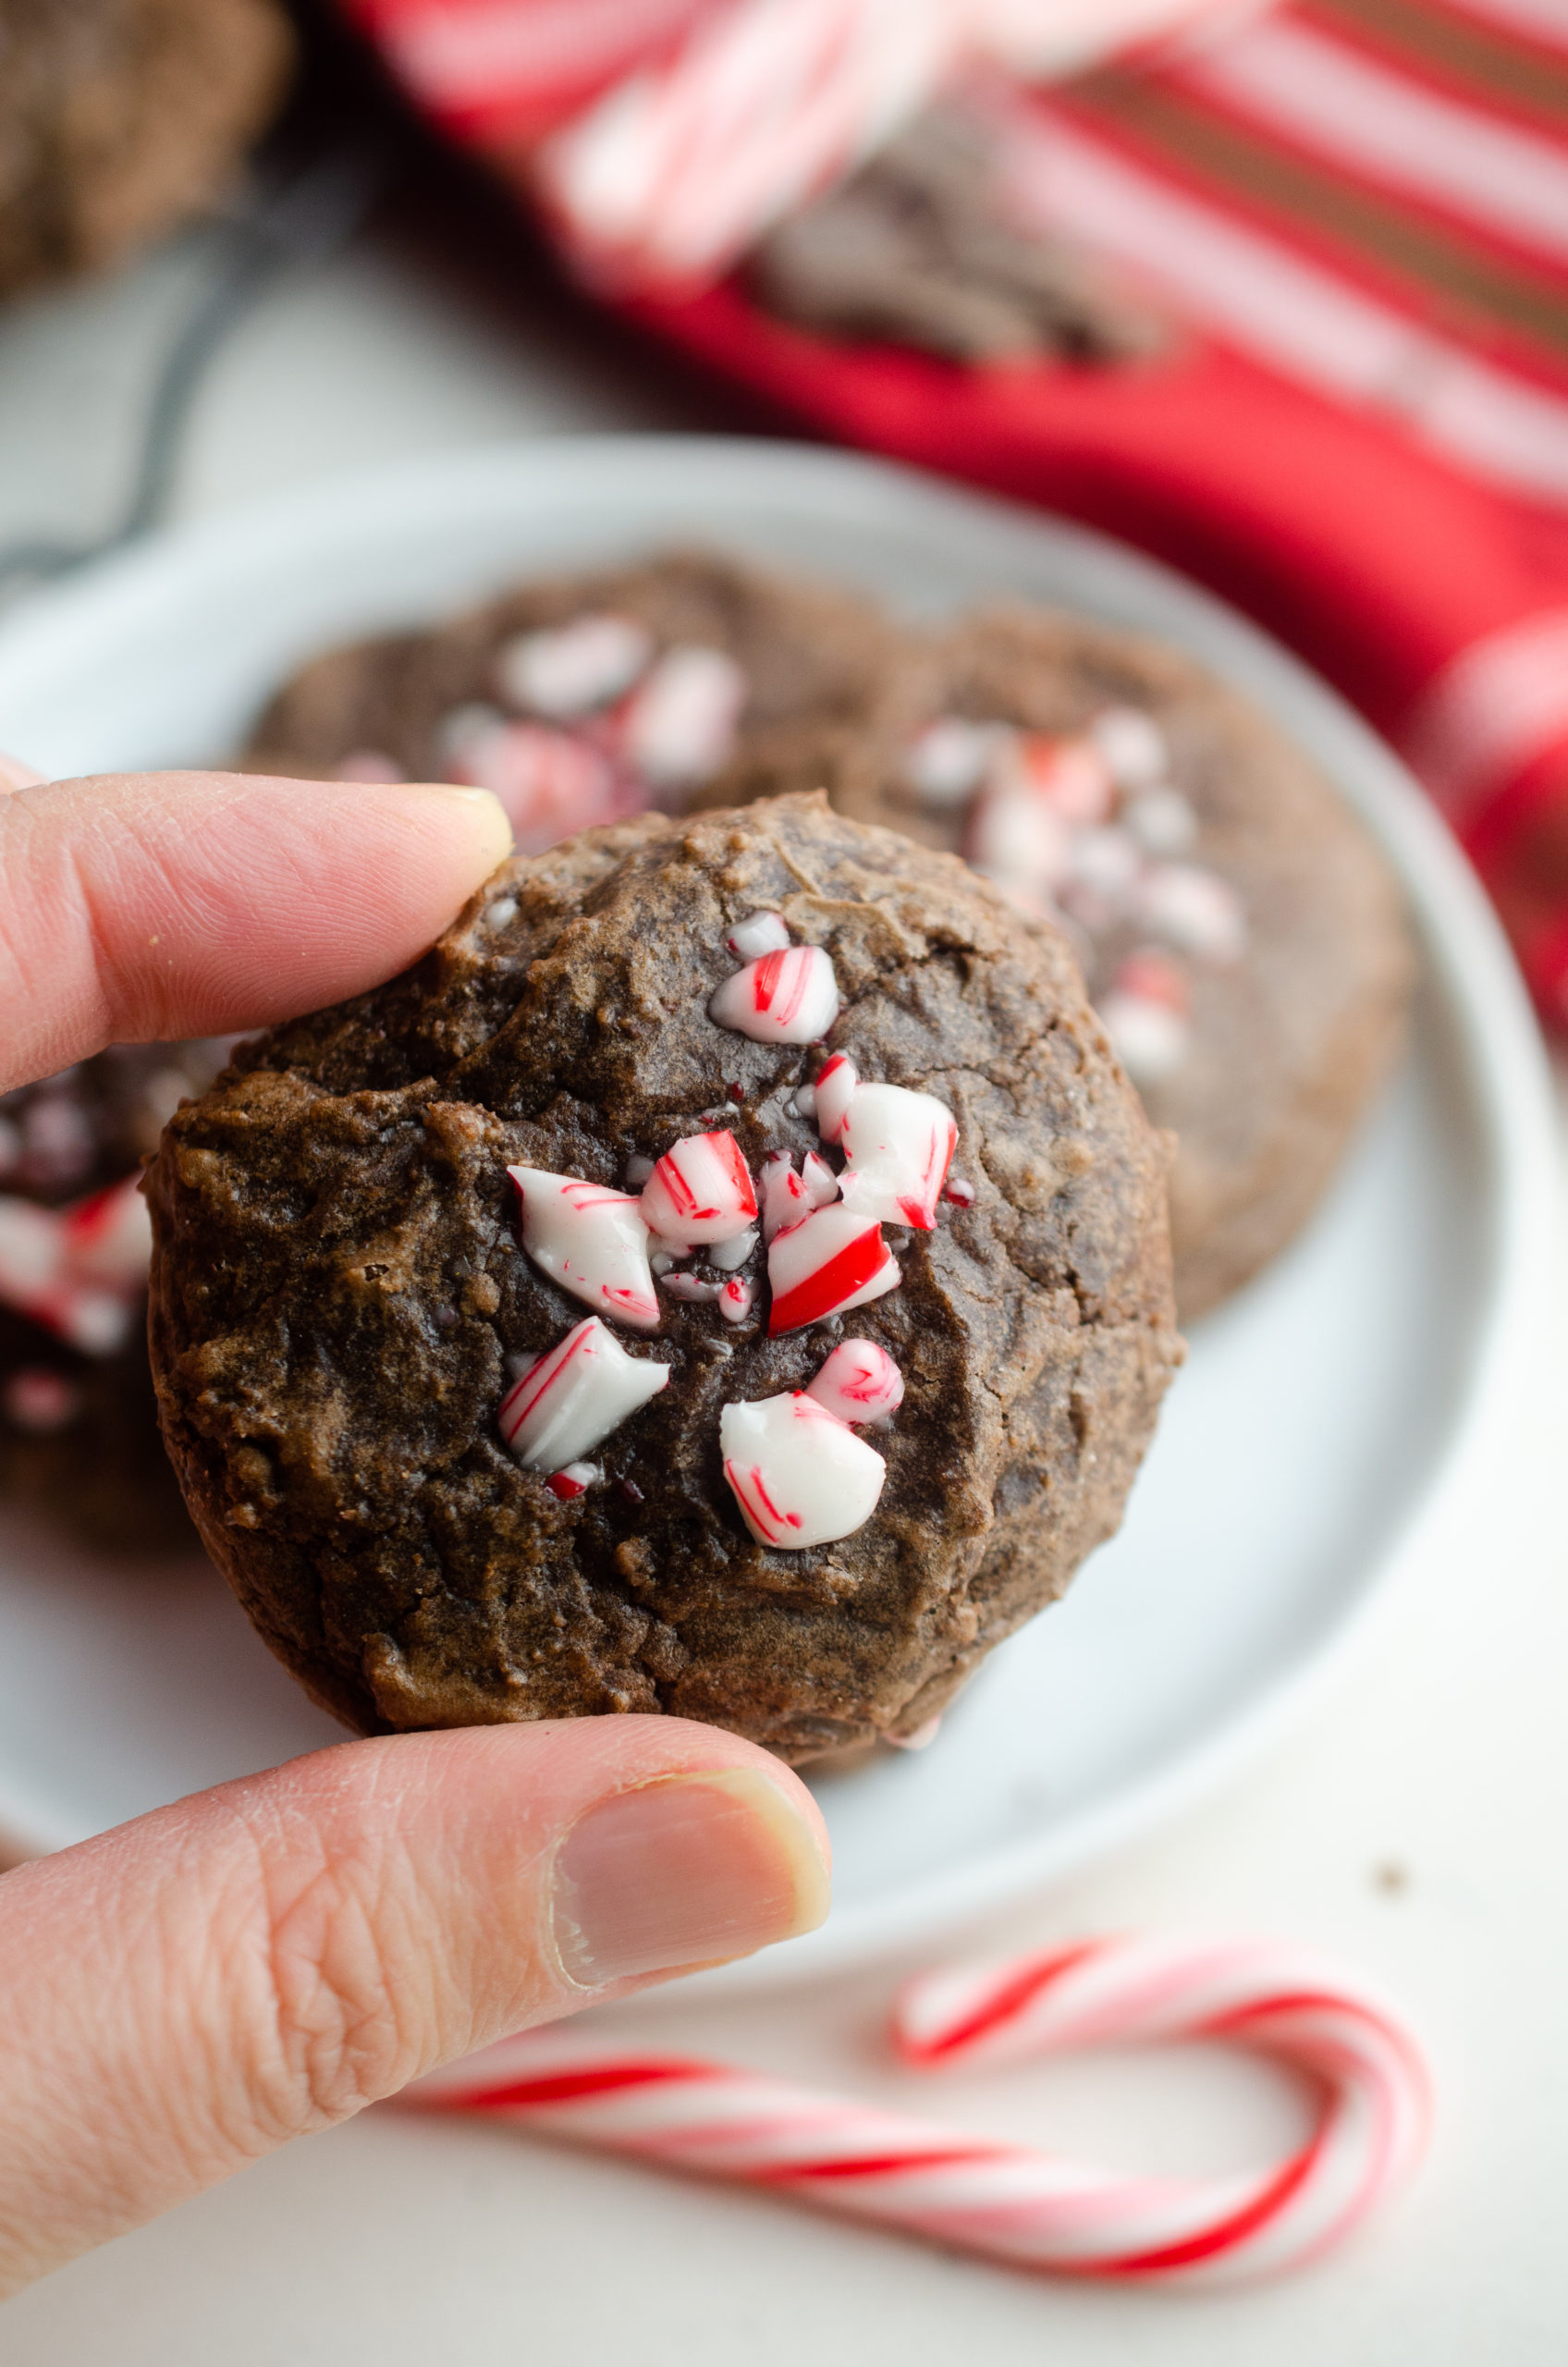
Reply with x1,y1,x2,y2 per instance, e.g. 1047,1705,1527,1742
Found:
859,607,1415,1317
0,0,293,300
147,795,1180,1762
242,552,1413,1320
0,1041,227,1551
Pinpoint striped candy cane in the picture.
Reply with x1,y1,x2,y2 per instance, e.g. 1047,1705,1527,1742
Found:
405,1932,1430,2284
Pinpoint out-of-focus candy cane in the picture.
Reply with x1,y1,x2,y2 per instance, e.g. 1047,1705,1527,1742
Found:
404,1931,1429,2286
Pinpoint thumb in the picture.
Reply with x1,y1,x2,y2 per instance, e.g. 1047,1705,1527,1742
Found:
0,1717,829,2295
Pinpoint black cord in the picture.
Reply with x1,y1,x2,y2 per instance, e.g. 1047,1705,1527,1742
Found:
0,145,388,594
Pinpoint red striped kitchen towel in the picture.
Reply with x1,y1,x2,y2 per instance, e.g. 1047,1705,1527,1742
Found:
341,0,1568,1024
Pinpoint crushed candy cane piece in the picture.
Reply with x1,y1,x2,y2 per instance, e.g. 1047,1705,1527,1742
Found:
1138,864,1246,962
1090,705,1169,791
453,720,630,852
839,1082,957,1231
806,1338,905,1426
944,1174,976,1208
2,1366,82,1434
547,1461,602,1500
0,1191,140,1355
640,1130,757,1245
61,1175,153,1290
813,1052,858,1144
498,1315,668,1469
969,778,1071,898
1002,733,1113,828
663,1272,721,1302
767,1205,900,1335
1100,993,1191,1086
725,910,790,960
709,944,840,1045
721,1391,886,1549
623,1154,655,1189
790,1083,817,1122
761,1152,813,1244
496,613,653,718
620,644,744,787
801,1150,839,1208
709,1227,758,1271
718,1275,756,1323
508,1167,660,1330
1114,949,1190,1012
901,717,1001,806
1068,825,1143,903
1124,786,1197,857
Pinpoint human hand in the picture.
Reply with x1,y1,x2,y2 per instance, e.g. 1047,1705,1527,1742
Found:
0,757,830,2295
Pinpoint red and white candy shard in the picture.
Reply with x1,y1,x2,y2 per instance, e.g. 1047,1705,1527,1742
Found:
724,910,790,960
720,1392,886,1549
806,1339,904,1426
813,1051,858,1144
968,778,1071,902
619,644,744,786
497,1315,668,1471
495,613,653,718
0,1191,140,1355
453,720,631,852
708,944,840,1045
547,1460,604,1500
1137,863,1246,962
766,1204,900,1335
1004,732,1115,828
838,1082,957,1231
639,1129,757,1245
718,1275,755,1323
507,1167,660,1330
61,1175,153,1289
761,1152,812,1244
709,1227,757,1271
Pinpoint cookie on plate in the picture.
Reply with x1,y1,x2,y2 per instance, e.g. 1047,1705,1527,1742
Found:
851,606,1415,1318
0,1041,226,1552
147,794,1180,1762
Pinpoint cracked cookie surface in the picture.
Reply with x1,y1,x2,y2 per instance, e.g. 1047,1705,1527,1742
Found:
147,795,1180,1760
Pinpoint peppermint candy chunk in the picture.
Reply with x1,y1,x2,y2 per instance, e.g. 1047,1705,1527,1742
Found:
453,720,631,852
766,1205,900,1335
662,1272,721,1302
968,778,1071,903
901,717,1001,807
0,1194,138,1355
1100,993,1191,1085
547,1461,603,1500
725,910,790,960
508,1166,660,1331
721,1392,886,1549
709,1227,758,1271
496,613,653,718
718,1275,756,1323
708,944,840,1045
839,1082,956,1231
61,1175,153,1289
1125,786,1197,857
1090,705,1169,791
806,1339,904,1426
761,1152,812,1244
498,1316,668,1470
1137,864,1246,963
813,1052,858,1144
801,1150,839,1208
640,1130,757,1245
1004,732,1114,827
620,644,744,787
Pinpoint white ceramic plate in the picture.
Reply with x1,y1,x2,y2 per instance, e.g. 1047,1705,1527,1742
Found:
0,439,1554,1986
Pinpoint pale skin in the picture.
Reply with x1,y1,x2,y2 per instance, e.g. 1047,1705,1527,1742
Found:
0,760,831,2298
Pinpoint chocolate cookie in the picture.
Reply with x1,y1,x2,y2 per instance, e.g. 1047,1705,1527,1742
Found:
0,0,293,300
242,552,1413,1320
857,606,1415,1318
0,1041,227,1552
147,795,1179,1761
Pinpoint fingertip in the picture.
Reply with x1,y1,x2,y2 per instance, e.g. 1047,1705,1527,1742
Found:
392,781,514,879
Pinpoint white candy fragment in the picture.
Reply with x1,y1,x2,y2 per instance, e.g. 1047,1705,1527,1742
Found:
1000,732,1114,827
623,1154,655,1188
1090,705,1169,791
813,1052,858,1144
766,1204,900,1335
790,1083,817,1122
496,613,653,717
1138,864,1246,963
1067,825,1143,903
725,910,790,960
944,1174,976,1208
839,1082,957,1231
801,1150,839,1208
721,1392,886,1549
507,1166,660,1331
547,1460,603,1499
640,1130,757,1245
968,779,1071,907
806,1338,905,1426
1100,994,1191,1085
708,944,840,1044
497,1315,668,1469
620,644,744,787
718,1275,756,1323
1125,787,1197,857
761,1152,813,1244
663,1272,721,1302
709,1227,758,1270
901,716,1002,806
453,719,627,852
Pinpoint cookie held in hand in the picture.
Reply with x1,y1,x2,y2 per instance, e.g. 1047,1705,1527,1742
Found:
147,796,1180,1761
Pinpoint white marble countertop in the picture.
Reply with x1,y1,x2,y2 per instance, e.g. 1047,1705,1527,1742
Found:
3,200,1567,2364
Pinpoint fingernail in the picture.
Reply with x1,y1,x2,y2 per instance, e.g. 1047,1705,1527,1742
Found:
400,780,514,863
552,1769,831,1987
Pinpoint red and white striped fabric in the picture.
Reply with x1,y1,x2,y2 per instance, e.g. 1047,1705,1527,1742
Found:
340,0,1568,1026
404,1931,1430,2283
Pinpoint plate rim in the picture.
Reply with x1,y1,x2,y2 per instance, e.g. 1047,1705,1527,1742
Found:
0,435,1557,1985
